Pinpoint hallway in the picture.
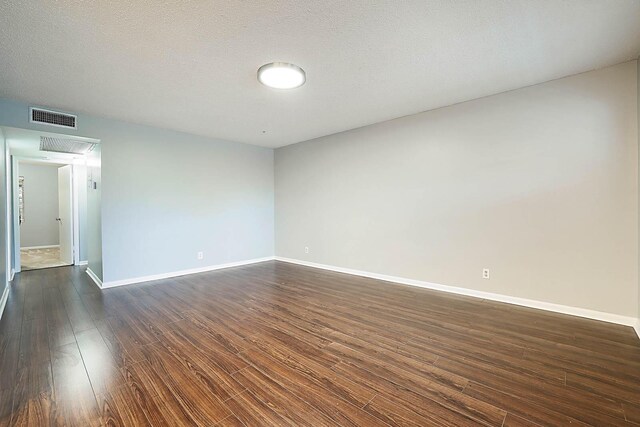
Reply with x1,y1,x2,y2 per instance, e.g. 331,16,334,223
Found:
19,247,68,271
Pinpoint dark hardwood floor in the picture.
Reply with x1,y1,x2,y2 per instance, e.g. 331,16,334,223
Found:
0,261,639,426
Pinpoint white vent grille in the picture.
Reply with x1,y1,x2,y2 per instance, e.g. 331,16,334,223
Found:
30,107,77,129
40,136,96,155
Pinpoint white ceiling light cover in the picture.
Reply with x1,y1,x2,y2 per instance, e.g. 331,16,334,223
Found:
258,62,306,89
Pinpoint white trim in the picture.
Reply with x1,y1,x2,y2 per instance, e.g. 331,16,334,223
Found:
77,260,88,266
101,257,275,289
86,268,103,289
0,287,9,321
5,131,12,284
57,165,74,265
12,155,83,273
275,257,638,328
13,156,74,166
72,164,80,265
20,245,60,250
9,269,15,282
634,319,640,340
12,156,20,273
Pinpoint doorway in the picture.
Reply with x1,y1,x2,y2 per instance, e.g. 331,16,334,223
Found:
17,161,75,270
2,126,98,276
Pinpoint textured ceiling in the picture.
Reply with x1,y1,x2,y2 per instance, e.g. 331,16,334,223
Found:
1,1,639,148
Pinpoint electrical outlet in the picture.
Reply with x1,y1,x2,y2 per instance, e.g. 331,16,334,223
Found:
482,268,490,279
197,251,204,260
304,246,309,254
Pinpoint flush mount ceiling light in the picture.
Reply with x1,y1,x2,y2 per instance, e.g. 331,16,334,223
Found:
257,62,306,89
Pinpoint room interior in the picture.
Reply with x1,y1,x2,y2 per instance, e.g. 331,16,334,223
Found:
0,1,639,426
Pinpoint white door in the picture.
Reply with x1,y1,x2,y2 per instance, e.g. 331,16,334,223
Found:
58,165,74,265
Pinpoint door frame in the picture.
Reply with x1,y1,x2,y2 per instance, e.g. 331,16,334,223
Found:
11,156,84,273
57,164,74,265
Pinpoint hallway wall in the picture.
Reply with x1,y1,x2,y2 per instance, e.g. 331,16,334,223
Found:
0,128,6,302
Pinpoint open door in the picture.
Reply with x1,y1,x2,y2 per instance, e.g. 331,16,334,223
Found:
58,165,73,265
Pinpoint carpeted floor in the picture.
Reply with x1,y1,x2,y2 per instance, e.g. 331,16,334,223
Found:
20,246,70,270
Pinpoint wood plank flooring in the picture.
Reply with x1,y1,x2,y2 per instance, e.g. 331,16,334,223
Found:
0,261,639,426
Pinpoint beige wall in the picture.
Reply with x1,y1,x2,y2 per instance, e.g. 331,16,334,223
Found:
275,61,639,318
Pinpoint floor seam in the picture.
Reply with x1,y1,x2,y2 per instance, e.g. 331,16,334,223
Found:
361,393,377,409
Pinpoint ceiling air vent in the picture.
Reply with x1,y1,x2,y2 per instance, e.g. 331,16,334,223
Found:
40,136,96,155
30,107,77,129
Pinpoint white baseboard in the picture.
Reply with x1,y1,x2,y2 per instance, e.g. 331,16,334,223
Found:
20,245,60,250
634,319,640,340
100,256,275,289
0,286,9,321
9,269,14,282
77,260,88,266
86,268,103,289
275,256,638,328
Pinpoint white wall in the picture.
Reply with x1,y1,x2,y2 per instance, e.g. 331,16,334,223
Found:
18,162,61,248
0,98,274,284
101,125,273,283
275,61,639,318
86,145,102,279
